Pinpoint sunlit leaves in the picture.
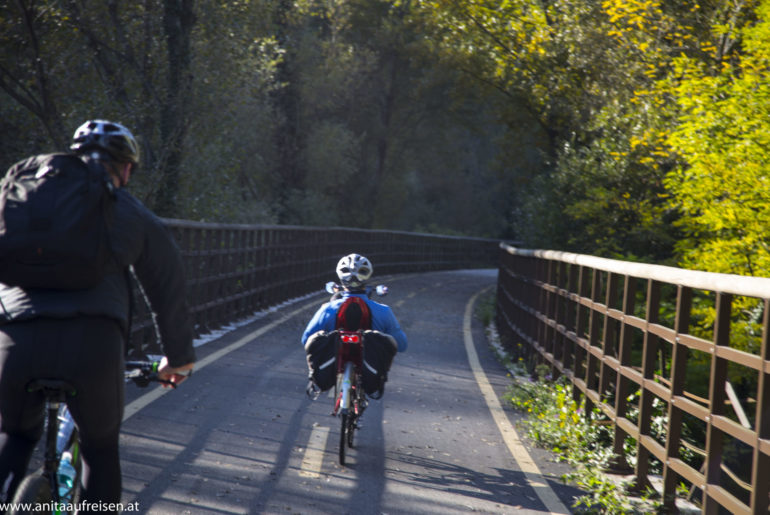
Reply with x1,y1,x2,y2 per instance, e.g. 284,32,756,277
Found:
664,0,770,277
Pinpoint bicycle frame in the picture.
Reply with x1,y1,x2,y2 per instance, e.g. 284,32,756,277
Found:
333,332,363,416
55,406,79,505
45,400,65,505
14,379,77,511
332,331,366,465
9,361,169,514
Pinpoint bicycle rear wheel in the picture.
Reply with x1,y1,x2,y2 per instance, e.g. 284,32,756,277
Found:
339,413,348,465
346,413,356,448
10,474,52,515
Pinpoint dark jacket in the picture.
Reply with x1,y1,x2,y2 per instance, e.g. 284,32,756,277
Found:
0,184,195,367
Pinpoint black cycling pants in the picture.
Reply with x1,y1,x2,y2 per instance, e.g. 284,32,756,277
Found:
0,317,124,511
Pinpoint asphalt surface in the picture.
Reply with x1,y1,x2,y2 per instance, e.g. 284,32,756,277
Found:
118,269,585,514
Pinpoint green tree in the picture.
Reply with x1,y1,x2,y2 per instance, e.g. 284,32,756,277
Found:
178,0,281,223
663,0,770,277
264,0,510,235
412,0,749,260
0,1,188,211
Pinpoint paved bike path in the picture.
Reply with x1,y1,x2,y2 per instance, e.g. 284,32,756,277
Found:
119,269,584,514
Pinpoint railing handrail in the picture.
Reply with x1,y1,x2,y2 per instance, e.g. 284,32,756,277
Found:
503,244,770,298
164,217,504,243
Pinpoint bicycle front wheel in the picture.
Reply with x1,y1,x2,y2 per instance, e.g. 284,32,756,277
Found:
10,474,53,515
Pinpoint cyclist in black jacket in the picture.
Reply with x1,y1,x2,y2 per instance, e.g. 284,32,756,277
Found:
0,120,196,510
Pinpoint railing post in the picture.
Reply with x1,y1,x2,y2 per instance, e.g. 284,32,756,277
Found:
191,226,204,335
598,272,620,414
750,298,770,513
572,265,590,404
585,268,603,416
200,228,214,333
635,279,661,492
246,227,258,313
702,292,732,514
662,285,692,512
563,262,579,378
553,261,568,374
610,274,636,472
544,259,558,377
533,258,548,372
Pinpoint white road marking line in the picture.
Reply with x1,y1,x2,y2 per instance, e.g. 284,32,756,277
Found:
299,426,330,478
463,287,571,515
123,298,322,422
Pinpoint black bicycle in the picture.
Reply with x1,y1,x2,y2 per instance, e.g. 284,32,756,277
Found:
8,360,176,515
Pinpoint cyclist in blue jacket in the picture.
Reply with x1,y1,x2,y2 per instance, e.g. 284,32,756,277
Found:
301,254,407,352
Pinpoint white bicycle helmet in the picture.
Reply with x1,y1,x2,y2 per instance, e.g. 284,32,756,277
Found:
336,253,373,289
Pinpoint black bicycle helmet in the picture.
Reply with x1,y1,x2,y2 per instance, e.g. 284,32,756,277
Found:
70,119,140,166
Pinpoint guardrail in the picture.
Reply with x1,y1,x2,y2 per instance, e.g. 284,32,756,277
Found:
496,243,770,514
130,220,501,352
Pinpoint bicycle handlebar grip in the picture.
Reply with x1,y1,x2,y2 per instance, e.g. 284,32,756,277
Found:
125,360,161,388
125,360,159,373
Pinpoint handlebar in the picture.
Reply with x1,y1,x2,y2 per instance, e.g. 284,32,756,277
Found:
125,360,190,389
324,282,388,299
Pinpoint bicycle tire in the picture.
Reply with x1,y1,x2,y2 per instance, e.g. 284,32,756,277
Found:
347,392,359,449
339,413,348,466
9,474,52,515
346,413,355,448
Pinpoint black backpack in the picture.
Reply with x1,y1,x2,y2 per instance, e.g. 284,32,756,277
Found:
0,153,116,290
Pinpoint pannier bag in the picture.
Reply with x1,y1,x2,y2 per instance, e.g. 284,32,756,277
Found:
304,330,339,392
362,330,397,398
0,153,116,289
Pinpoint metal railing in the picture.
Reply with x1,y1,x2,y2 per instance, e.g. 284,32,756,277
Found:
130,220,500,351
496,243,770,514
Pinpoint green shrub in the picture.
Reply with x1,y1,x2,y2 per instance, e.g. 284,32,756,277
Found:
505,377,661,514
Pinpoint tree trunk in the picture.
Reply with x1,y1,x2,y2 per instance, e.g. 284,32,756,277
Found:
155,0,195,217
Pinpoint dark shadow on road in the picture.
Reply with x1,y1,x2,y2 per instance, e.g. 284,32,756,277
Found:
387,449,583,512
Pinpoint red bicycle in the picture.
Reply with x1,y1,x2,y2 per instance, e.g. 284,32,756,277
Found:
331,330,368,466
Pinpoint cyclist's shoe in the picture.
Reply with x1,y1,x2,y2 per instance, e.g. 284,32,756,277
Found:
306,380,321,400
357,397,368,417
350,409,363,430
353,397,368,429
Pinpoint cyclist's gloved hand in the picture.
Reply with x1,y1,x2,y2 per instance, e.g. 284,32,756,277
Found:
157,357,194,389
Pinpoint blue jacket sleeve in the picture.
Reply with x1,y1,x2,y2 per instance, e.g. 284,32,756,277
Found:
367,300,408,352
301,302,336,346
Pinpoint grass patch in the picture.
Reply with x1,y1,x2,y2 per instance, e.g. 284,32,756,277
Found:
475,291,497,327
504,375,662,514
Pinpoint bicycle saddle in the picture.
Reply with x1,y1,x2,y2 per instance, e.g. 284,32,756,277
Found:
26,379,77,398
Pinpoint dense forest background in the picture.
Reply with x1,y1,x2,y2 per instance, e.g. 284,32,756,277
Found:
2,0,769,278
